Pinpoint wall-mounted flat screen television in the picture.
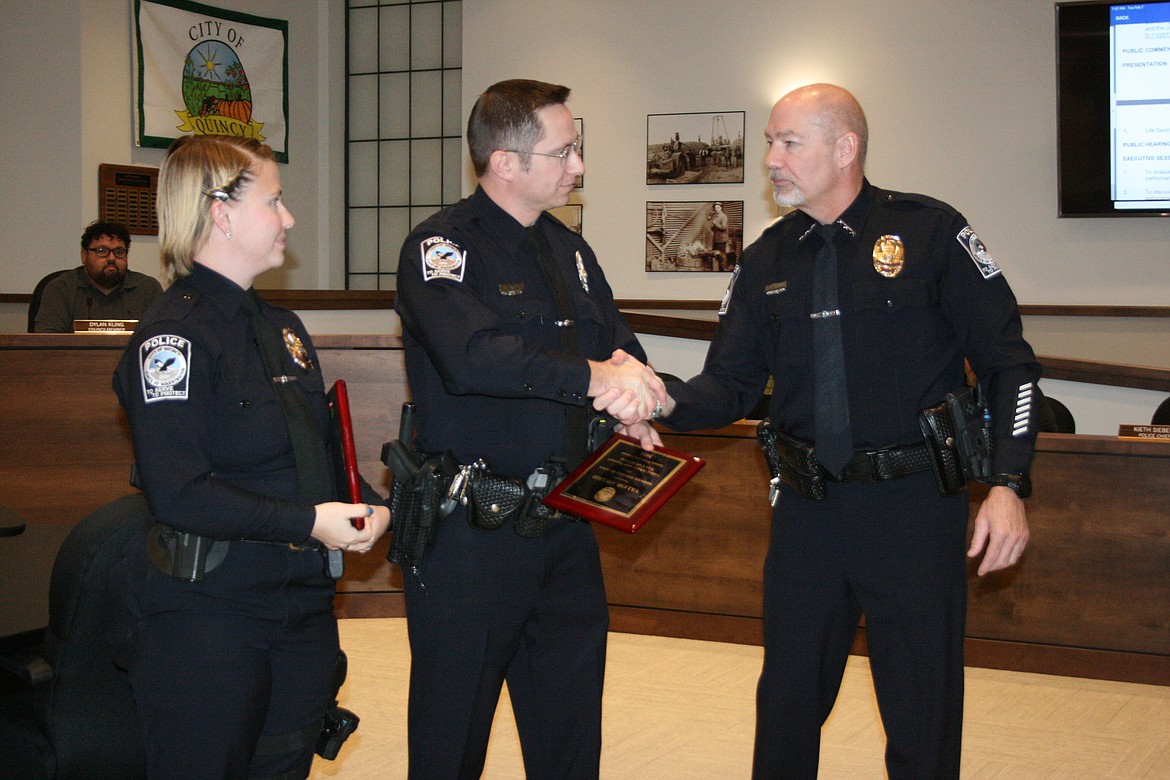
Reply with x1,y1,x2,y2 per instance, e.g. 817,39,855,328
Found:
1057,1,1170,216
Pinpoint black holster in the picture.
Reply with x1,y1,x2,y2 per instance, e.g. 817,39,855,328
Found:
917,385,993,495
756,420,826,502
382,443,458,567
382,401,459,567
146,523,230,581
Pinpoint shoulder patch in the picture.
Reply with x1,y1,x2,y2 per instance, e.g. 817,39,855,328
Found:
420,236,466,283
956,226,1001,279
139,334,191,403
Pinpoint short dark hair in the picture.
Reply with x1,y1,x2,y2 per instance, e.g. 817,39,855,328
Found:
80,220,131,250
466,79,571,177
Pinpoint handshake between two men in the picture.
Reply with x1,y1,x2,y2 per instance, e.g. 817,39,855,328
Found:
587,349,676,451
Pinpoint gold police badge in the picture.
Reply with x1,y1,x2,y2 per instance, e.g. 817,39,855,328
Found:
873,235,905,277
282,328,315,371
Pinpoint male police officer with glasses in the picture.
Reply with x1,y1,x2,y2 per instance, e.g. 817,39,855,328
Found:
394,79,664,779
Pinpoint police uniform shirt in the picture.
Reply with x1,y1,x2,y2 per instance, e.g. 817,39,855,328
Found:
668,180,1042,475
396,186,647,478
34,266,163,332
113,262,330,545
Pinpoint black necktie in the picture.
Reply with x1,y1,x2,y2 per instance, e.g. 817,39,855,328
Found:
243,291,334,504
523,227,589,465
811,223,853,476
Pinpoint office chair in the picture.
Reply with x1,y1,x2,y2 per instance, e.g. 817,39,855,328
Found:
1040,395,1076,434
1153,396,1170,426
0,493,151,779
26,269,73,333
0,493,359,778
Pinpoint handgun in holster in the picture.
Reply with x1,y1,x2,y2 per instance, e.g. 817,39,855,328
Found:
917,384,993,495
145,523,230,581
381,402,459,566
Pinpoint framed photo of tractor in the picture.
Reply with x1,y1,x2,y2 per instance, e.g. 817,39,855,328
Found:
646,111,744,185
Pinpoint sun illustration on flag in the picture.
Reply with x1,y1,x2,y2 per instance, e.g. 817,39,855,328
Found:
197,47,221,80
180,39,254,126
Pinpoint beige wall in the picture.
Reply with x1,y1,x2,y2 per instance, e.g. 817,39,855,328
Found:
463,0,1170,308
6,0,1169,306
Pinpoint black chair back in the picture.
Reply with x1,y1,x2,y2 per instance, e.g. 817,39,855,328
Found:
1153,396,1170,426
12,494,153,779
27,269,73,333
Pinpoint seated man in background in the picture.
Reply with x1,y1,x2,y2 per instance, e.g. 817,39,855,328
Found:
33,220,163,332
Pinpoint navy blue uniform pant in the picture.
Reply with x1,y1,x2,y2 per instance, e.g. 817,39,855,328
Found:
752,471,969,780
404,510,608,780
126,547,339,779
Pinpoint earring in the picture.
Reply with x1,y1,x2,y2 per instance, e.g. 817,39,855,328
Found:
225,228,233,240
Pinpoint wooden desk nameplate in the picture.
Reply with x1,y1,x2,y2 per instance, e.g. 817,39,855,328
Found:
73,319,137,333
1118,423,1170,440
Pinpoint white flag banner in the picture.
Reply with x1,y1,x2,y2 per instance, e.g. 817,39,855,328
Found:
134,0,289,162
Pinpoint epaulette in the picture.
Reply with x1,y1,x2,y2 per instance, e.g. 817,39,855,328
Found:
542,210,578,236
148,284,200,323
756,207,805,240
877,189,960,219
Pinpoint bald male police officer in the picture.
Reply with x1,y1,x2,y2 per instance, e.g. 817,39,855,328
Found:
647,84,1041,779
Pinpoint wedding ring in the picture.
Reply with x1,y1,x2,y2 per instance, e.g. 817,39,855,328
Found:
651,402,664,420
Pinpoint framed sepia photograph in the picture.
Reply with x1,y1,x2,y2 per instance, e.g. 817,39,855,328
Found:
549,202,583,235
646,200,743,272
646,111,744,185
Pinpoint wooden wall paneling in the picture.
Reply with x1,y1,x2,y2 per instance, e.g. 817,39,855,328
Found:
4,335,1168,683
0,341,136,525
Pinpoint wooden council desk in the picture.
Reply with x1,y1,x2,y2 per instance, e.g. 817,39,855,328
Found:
1,333,1167,684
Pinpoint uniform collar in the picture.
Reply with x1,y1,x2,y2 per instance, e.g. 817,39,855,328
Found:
797,179,875,245
469,186,543,254
188,262,252,320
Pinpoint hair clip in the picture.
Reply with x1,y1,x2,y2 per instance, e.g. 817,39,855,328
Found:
204,189,231,202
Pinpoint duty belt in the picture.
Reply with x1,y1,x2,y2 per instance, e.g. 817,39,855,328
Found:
759,421,936,503
458,461,573,538
824,441,934,482
147,523,341,582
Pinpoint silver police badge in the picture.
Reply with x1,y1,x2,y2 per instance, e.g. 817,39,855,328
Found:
575,251,589,293
718,265,741,316
421,236,466,283
872,235,905,277
282,328,314,371
957,226,1001,279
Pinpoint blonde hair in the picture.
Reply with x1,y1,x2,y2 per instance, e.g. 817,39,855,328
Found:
157,134,276,284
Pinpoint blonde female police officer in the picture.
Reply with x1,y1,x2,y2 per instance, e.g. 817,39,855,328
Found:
113,134,389,779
